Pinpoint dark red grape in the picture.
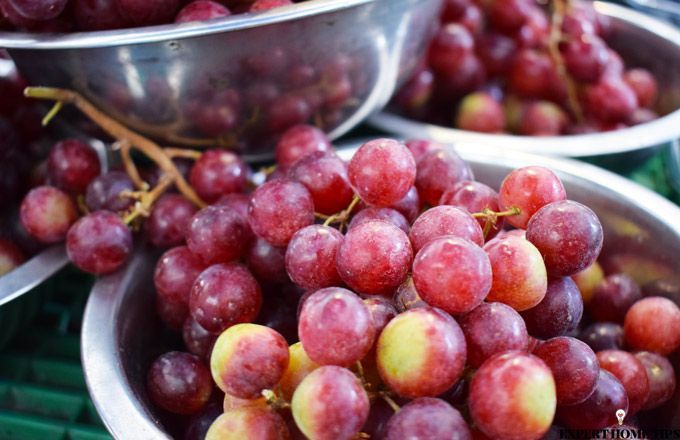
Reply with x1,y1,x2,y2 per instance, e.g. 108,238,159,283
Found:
428,23,474,77
336,220,412,296
215,193,250,223
393,68,434,115
521,277,583,339
0,238,24,276
186,205,250,265
623,68,657,109
597,349,650,416
635,351,676,410
248,179,314,247
393,277,428,312
85,170,135,213
275,124,332,169
441,0,470,23
349,207,409,234
508,49,554,99
20,186,78,244
455,92,505,133
412,236,491,315
189,150,247,204
66,211,132,275
384,397,471,440
477,32,516,77
526,200,603,277
409,205,483,253
114,0,180,26
145,194,198,248
390,186,421,224
623,296,680,355
404,139,444,164
436,52,487,97
184,403,221,440
363,296,397,336
183,316,217,360
579,322,624,353
189,263,262,333
589,274,642,323
288,151,353,215
533,336,598,405
348,139,416,208
245,236,287,285
147,351,212,415
298,287,375,367
582,77,638,123
267,94,312,133
561,34,609,83
47,139,101,194
415,149,473,206
460,302,528,368
285,225,343,290
8,0,67,21
488,0,532,33
175,0,229,22
361,398,393,440
556,369,628,429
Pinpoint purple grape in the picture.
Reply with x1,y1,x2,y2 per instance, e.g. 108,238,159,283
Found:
186,205,250,265
85,170,135,213
384,397,471,440
521,277,583,339
145,194,198,248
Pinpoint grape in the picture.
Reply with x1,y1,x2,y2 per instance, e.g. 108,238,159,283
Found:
145,194,197,248
267,94,312,133
188,150,247,204
336,220,412,296
273,124,331,169
256,285,300,344
114,0,180,26
298,287,375,367
66,211,132,275
175,0,230,23
404,139,443,164
249,0,292,12
469,351,555,440
0,238,24,276
556,370,628,429
488,0,532,33
292,366,369,440
285,225,343,290
561,34,609,83
427,23,474,77
390,186,421,224
248,179,314,247
623,68,657,108
210,323,288,398
571,261,604,304
186,205,250,265
596,350,650,416
498,166,566,229
189,263,261,333
393,277,428,313
20,186,78,244
521,277,583,339
415,149,473,206
393,69,434,115
184,403,221,440
215,193,250,223
628,107,658,126
508,49,554,99
484,234,548,311
206,407,289,440
183,317,217,360
154,246,206,329
279,342,320,401
410,205,483,253
579,322,624,352
519,101,568,136
436,52,487,98
192,90,241,137
47,139,101,194
8,0,67,21
583,77,638,123
288,151,353,215
85,171,135,213
455,92,505,133
222,392,267,412
377,307,466,398
460,302,529,368
526,200,603,277
515,7,549,48
477,32,516,77
440,180,503,239
635,351,676,410
623,297,680,355
0,0,39,27
361,398,394,440
412,236,492,314
349,208,409,234
348,139,416,207
458,3,482,34
146,351,212,415
384,397,471,440
589,274,642,323
533,337,598,405
245,237,287,285
441,0,470,23
363,296,397,336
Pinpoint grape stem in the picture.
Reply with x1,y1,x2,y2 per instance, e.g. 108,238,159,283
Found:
379,392,401,413
122,174,174,225
323,195,361,227
164,147,203,160
261,389,290,410
472,206,521,238
23,86,207,209
548,0,584,123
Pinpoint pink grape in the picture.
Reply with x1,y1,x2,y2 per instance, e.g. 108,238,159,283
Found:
415,149,473,206
189,150,247,204
440,180,503,239
175,0,230,23
384,398,471,440
288,151,353,216
623,296,680,355
20,186,78,244
409,205,484,253
285,225,343,290
349,207,410,234
275,124,332,168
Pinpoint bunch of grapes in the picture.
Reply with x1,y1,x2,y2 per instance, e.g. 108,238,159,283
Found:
394,0,660,136
0,0,302,32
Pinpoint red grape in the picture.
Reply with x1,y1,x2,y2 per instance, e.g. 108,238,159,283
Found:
404,139,444,164
428,23,475,77
145,194,197,248
393,277,428,313
189,263,261,333
248,179,314,247
249,0,292,12
184,403,221,440
20,186,78,244
114,0,180,26
415,149,473,206
635,351,676,410
285,225,343,290
477,32,517,77
384,397,471,440
579,322,624,353
186,205,250,265
623,296,680,355
412,236,492,314
393,68,434,115
460,302,529,368
440,180,503,239
623,68,657,109
348,139,416,207
48,139,101,194
508,49,554,99
279,342,320,401
8,0,67,21
245,237,287,285
298,287,375,367
526,200,603,277
363,295,397,336
561,34,609,83
390,186,421,224
0,238,24,276
582,77,638,123
175,0,229,23
521,277,583,339
436,52,487,97
206,407,289,440
66,211,132,275
275,124,332,169
74,0,128,30
455,92,505,133
188,150,247,204
349,207,409,234
215,192,250,223
488,0,532,33
597,349,650,416
336,220,412,296
288,151,353,215
533,336,598,405
147,351,212,415
572,261,604,304
519,101,568,136
85,170,135,213
267,94,312,133
409,205,483,253
589,273,642,323
441,0,470,23
183,316,217,360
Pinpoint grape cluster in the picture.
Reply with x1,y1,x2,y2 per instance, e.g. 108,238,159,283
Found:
393,0,661,136
127,134,679,439
0,0,300,32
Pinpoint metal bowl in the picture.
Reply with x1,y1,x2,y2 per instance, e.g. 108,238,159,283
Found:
0,0,440,160
82,141,680,439
369,2,680,164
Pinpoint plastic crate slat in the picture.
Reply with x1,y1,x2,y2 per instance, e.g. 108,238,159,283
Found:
0,382,85,422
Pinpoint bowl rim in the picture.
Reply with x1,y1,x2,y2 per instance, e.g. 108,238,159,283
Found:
369,1,680,158
0,0,373,49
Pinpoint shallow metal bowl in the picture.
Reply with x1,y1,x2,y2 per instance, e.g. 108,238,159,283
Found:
370,2,680,162
0,0,440,160
82,141,680,439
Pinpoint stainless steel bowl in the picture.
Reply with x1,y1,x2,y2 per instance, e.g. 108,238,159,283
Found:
82,141,680,439
0,0,440,160
370,2,680,162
